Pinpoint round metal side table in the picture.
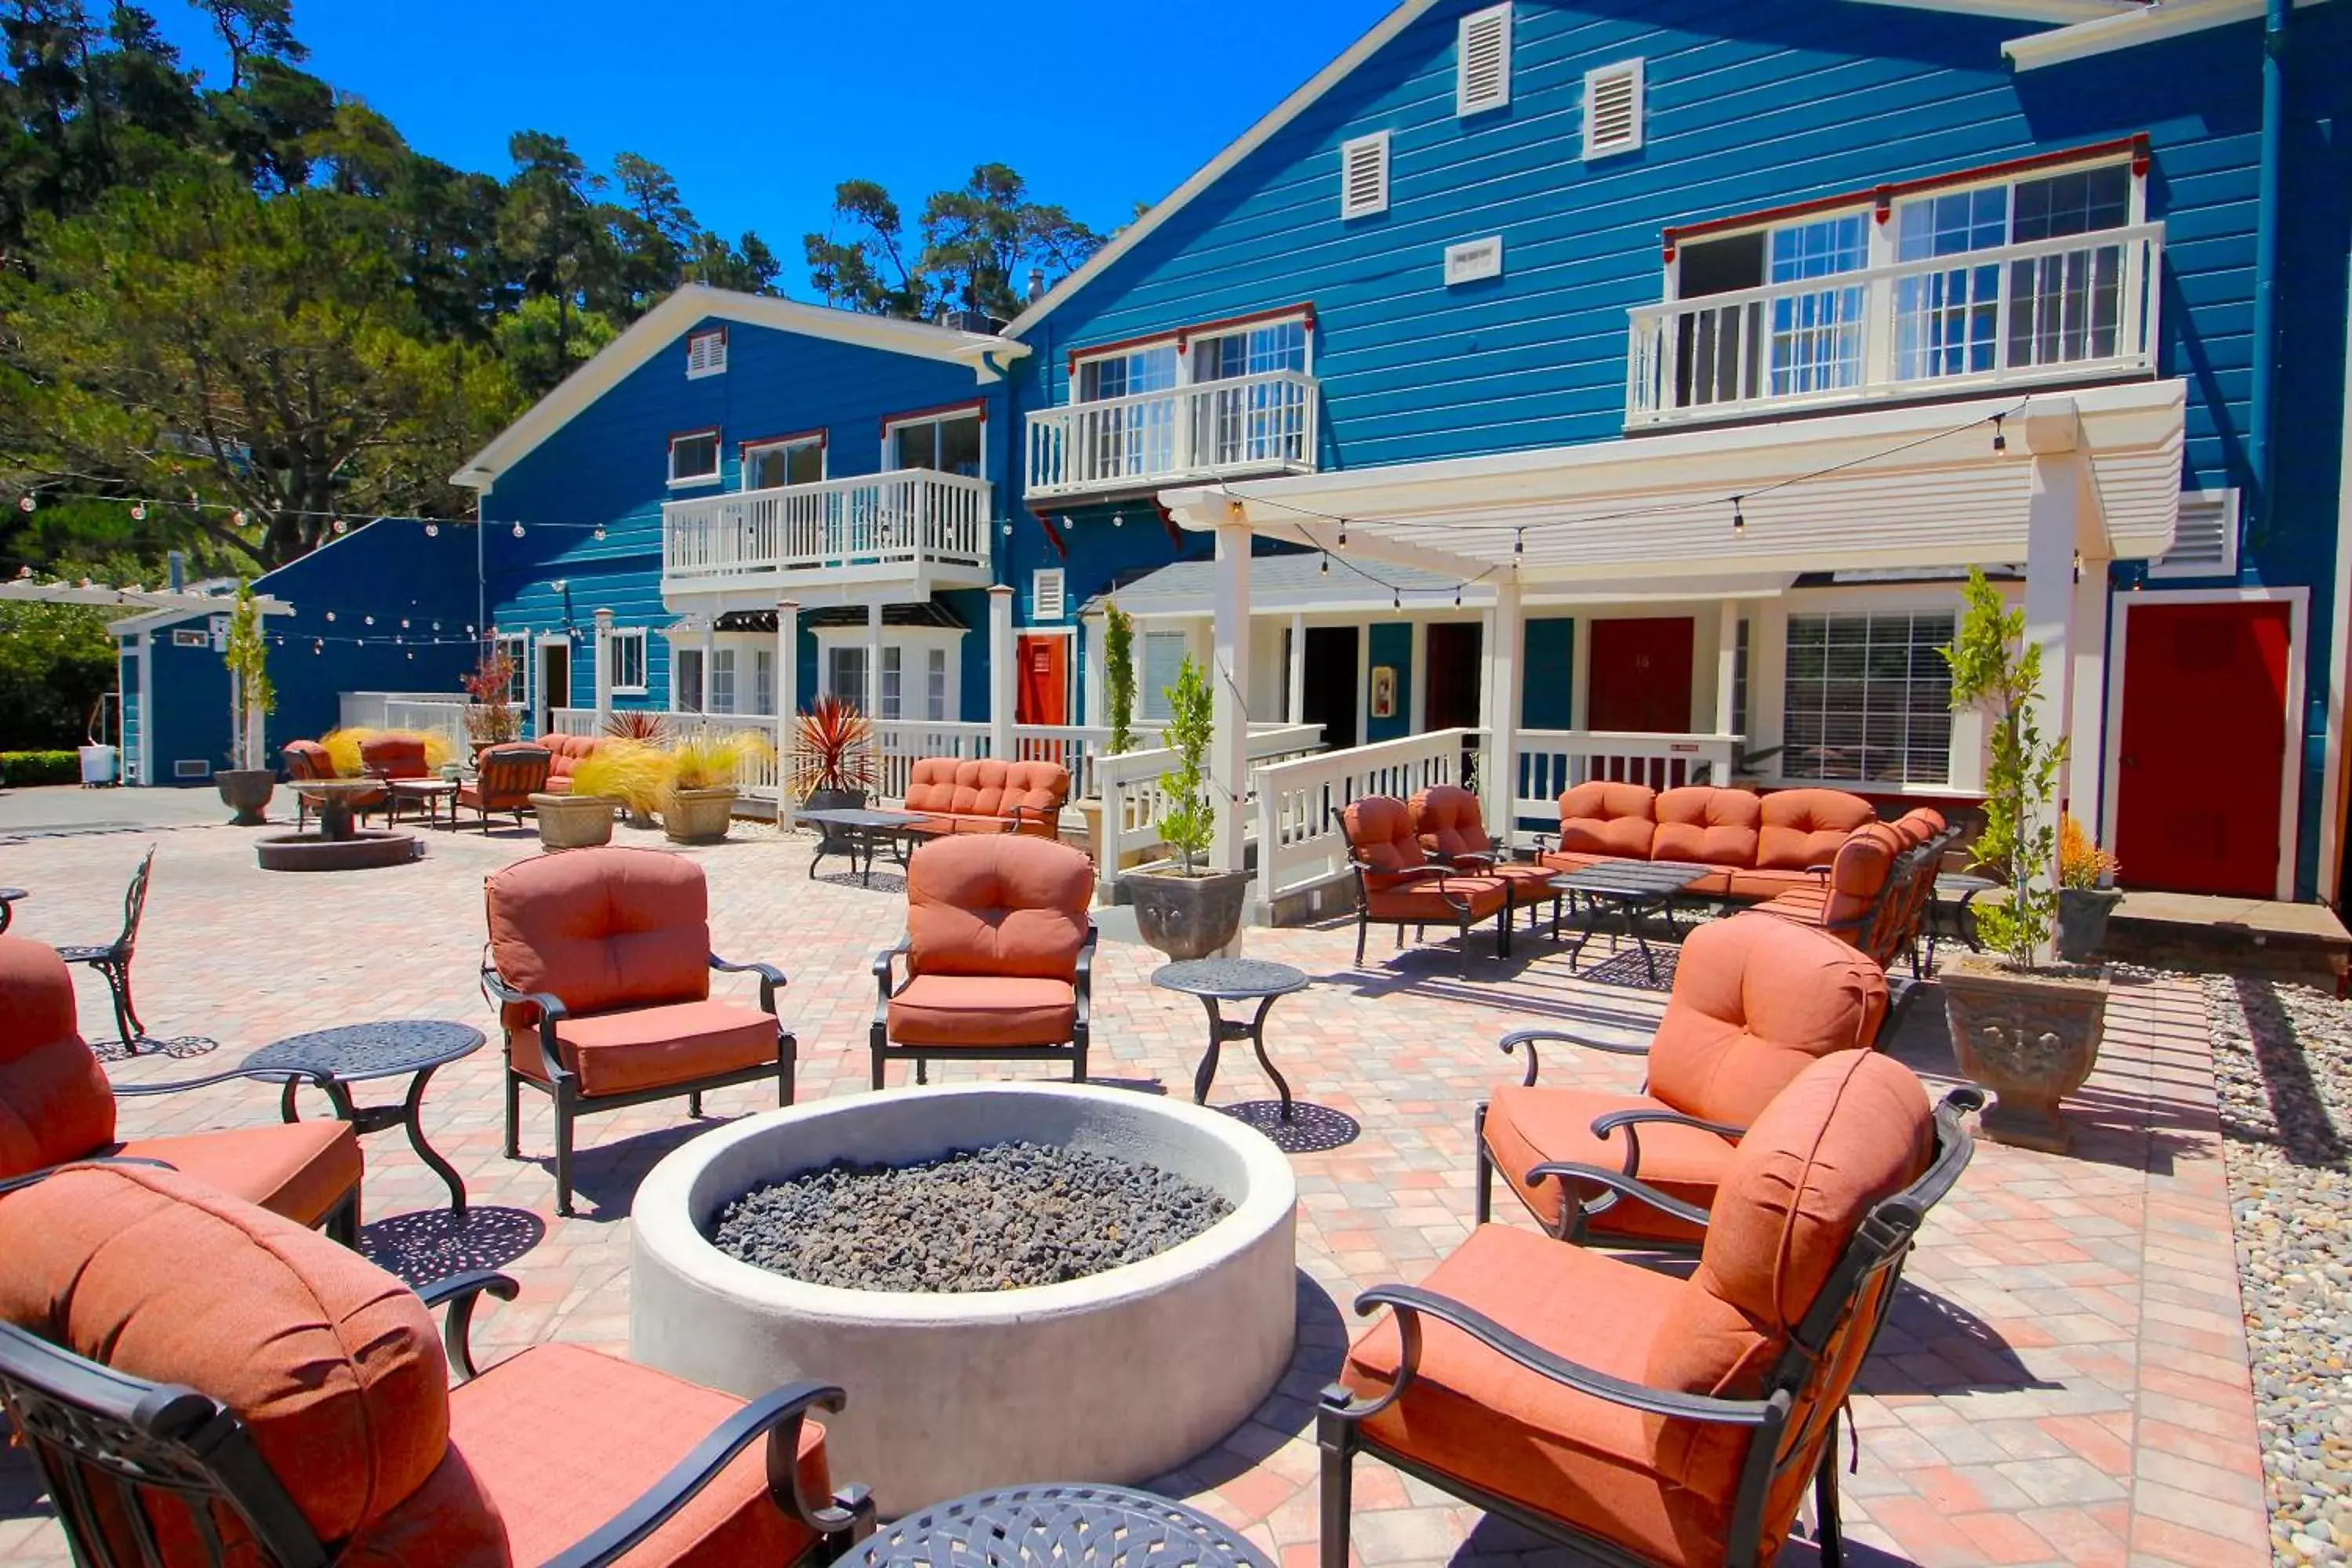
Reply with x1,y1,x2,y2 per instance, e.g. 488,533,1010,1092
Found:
846,1482,1273,1568
1150,958,1310,1120
242,1020,484,1212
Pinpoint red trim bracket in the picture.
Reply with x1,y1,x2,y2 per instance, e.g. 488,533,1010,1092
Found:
1028,509,1070,561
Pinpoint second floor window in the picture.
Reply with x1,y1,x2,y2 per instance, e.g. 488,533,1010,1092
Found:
669,430,720,487
890,411,983,479
610,629,648,695
743,435,823,490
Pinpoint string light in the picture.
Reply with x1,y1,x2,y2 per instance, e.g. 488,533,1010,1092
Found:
1337,524,1348,550
1454,585,1463,608
324,611,336,622
332,517,347,535
1319,553,1330,575
1731,497,1746,538
592,527,606,541
1514,528,1525,557
15,495,31,513
362,615,375,626
1392,589,1402,611
230,510,245,526
130,502,147,521
425,524,439,536
511,522,525,538
1065,515,1078,532
1991,415,2007,453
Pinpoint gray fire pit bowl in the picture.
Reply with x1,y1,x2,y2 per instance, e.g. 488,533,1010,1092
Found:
630,1083,1298,1515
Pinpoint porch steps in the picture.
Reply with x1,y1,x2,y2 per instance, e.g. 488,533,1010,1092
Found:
2101,891,2351,987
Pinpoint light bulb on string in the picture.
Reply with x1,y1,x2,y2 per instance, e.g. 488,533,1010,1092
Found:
1991,415,2007,454
130,502,147,521
230,510,245,527
15,495,32,513
325,611,336,622
401,619,410,629
312,640,323,654
593,527,606,541
1337,524,1348,550
332,517,347,535
1392,589,1402,611
1454,586,1463,608
511,522,525,539
425,523,439,537
1514,528,1525,557
1001,523,1014,535
1319,553,1330,575
363,615,375,626
1063,515,1076,532
1731,497,1746,539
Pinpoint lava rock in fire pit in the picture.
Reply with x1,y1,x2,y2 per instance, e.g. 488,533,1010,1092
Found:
708,1140,1234,1292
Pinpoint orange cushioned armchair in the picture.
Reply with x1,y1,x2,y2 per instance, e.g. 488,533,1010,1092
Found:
0,1162,875,1568
483,847,795,1216
460,742,553,830
1410,784,1559,926
1476,912,1886,1249
1323,1051,1980,1568
0,934,361,1238
1338,795,1513,976
872,833,1097,1090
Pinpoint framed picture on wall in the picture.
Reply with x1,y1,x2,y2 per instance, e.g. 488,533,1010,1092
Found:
1370,664,1398,719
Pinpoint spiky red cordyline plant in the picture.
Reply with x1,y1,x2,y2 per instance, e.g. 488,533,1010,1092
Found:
602,709,673,744
789,695,880,797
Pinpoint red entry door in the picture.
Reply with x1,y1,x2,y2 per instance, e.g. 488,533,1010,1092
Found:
1586,618,1695,733
1016,635,1068,726
2113,601,2291,898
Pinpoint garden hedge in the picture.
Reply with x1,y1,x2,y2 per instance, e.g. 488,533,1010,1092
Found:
0,750,82,786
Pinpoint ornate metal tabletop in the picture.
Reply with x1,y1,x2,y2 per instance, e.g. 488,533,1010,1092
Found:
846,1483,1273,1568
794,808,926,829
1544,859,1715,897
243,1019,484,1082
1149,958,1310,1001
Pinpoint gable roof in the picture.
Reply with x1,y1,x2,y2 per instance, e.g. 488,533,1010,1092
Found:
1002,0,2139,341
452,285,1029,488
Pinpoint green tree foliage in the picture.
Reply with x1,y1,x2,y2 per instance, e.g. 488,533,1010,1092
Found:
1156,655,1215,874
223,577,272,768
1104,599,1136,757
806,165,1102,322
0,601,114,750
1942,568,2065,966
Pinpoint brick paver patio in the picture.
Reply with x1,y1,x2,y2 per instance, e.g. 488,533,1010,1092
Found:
0,804,2272,1566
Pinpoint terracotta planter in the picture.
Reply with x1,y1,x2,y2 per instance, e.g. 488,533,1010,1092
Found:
1126,869,1252,960
216,768,275,826
532,792,616,849
664,786,737,844
2056,887,2122,964
804,787,868,856
1941,956,2111,1152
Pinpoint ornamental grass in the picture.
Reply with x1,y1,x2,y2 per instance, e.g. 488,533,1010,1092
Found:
569,740,674,818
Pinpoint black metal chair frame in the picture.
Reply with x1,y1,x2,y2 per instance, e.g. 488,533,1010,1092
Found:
1321,1087,1982,1568
464,745,554,831
1332,806,1512,978
482,953,795,1217
869,925,1097,1091
56,846,156,1053
0,1269,877,1568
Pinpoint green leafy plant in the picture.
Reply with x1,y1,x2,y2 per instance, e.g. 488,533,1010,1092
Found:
1156,655,1215,875
789,696,879,797
1104,600,1136,758
570,740,673,820
223,581,274,770
671,729,775,791
1942,568,2066,967
0,750,81,786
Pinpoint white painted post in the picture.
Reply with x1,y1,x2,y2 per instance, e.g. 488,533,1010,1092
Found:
1211,514,1252,875
1485,577,1523,838
699,619,717,715
1287,613,1307,726
1714,604,1740,784
2023,404,2085,955
2068,554,2110,830
1082,610,1107,728
865,601,884,722
593,608,614,726
776,599,799,808
988,585,1015,759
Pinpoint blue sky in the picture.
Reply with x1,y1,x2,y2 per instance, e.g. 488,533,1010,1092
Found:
164,1,1395,293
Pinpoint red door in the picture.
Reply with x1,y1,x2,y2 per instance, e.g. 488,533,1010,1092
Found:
1016,635,1067,726
1586,618,1694,733
2113,601,2290,898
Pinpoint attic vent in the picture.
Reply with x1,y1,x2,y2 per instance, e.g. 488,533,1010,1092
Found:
685,328,728,379
1339,132,1391,220
1033,568,1067,622
173,759,211,779
1457,5,1512,116
1583,59,1646,160
171,628,209,648
2151,489,2239,579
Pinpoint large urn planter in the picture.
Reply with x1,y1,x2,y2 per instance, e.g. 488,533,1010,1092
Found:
803,786,868,857
1126,869,1251,960
1941,958,2111,1152
2055,887,2123,964
216,768,275,826
532,792,616,849
664,786,737,844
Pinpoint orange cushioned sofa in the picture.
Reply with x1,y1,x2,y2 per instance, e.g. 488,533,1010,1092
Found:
1538,782,1878,902
899,758,1069,839
535,731,603,794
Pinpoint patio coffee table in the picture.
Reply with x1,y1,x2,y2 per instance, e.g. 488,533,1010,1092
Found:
845,1482,1272,1568
386,778,459,829
242,1020,484,1213
1548,860,1715,985
1151,957,1310,1119
794,807,926,886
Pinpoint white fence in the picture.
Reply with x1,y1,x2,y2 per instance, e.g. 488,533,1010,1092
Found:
662,470,992,586
1025,370,1319,499
1252,728,1483,920
338,691,468,750
1512,730,1741,818
1093,724,1327,899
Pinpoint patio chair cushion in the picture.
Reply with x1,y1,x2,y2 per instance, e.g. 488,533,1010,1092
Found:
539,732,603,794
114,1120,362,1229
1410,785,1495,862
1488,862,1564,906
906,833,1091,981
534,1000,779,1096
902,759,1068,835
1721,867,1828,902
487,847,713,1041
282,739,334,780
1892,807,1947,848
1342,796,1432,891
0,936,116,1176
887,975,1079,1047
1363,874,1512,924
1818,822,1904,938
0,1163,458,1555
1651,786,1762,868
359,735,430,781
1756,789,1875,872
1483,1083,1732,1244
1554,782,1657,858
448,1341,833,1568
460,745,554,812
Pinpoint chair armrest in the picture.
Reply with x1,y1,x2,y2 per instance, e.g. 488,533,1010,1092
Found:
1526,1159,1716,1242
481,965,569,1084
711,954,786,1017
1320,1284,1778,1428
1073,925,1098,1029
0,1155,176,1197
873,939,912,1028
1497,1025,1653,1087
542,1381,873,1568
1443,850,1497,871
111,1065,338,1099
1588,1106,1747,1142
1006,802,1058,831
415,1270,521,1381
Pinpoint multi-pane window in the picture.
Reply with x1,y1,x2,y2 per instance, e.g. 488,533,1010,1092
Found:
610,630,648,694
674,648,705,713
496,634,529,703
1766,216,1869,398
743,437,823,490
1139,631,1189,724
709,649,736,715
753,649,776,715
880,646,904,720
891,412,983,479
1192,320,1311,470
925,648,949,721
1078,347,1180,478
827,646,869,710
668,430,720,486
1782,612,1955,786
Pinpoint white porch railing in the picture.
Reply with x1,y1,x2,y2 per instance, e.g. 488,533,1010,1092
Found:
1097,724,1327,900
870,720,992,802
1625,224,2162,426
662,470,992,586
547,708,784,801
1512,730,1743,821
1252,728,1483,920
1025,370,1319,499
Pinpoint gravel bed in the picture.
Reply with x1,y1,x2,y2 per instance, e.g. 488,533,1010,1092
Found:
708,1141,1232,1292
2201,972,2352,1565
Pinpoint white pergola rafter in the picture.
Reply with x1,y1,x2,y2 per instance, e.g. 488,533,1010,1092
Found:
2,579,292,616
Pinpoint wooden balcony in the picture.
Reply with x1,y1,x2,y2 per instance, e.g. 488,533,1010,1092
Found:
661,470,993,599
1025,370,1319,500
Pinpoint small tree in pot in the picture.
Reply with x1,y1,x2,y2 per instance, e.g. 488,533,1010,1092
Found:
463,649,521,756
216,581,276,825
1938,567,2111,1151
789,697,880,859
1124,655,1250,959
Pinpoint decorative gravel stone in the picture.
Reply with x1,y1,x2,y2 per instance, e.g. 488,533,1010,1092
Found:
707,1140,1233,1292
2200,972,2352,1566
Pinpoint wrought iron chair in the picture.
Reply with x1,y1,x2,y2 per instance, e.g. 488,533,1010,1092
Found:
282,741,386,833
1334,797,1512,976
459,743,553,830
55,844,156,1053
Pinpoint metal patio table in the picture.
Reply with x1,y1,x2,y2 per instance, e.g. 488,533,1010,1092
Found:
242,1019,484,1212
387,778,460,829
845,1482,1272,1568
0,887,24,935
794,807,927,886
1547,860,1715,985
1150,957,1311,1119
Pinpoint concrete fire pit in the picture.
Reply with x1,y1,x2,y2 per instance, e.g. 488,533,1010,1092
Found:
630,1083,1298,1514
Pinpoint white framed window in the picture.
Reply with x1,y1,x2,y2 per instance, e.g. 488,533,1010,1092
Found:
709,648,736,714
753,648,776,715
1139,630,1190,724
685,327,727,378
887,408,985,480
1781,611,1956,786
880,646,904,720
925,648,949,721
1582,59,1645,160
674,647,705,713
1033,568,1067,622
2151,489,2241,579
171,628,208,648
668,429,720,488
826,645,869,709
1457,5,1512,117
496,633,529,702
742,432,824,491
610,628,648,695
1340,132,1390,220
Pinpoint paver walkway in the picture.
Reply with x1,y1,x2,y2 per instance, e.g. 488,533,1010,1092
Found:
0,799,2272,1566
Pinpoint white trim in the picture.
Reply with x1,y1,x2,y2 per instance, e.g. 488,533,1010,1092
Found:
684,326,728,379
1340,131,1391,220
883,407,989,483
667,429,722,488
2322,270,2352,904
452,285,1027,486
2005,0,2327,71
609,626,649,695
1456,4,1512,117
809,625,966,721
1581,59,1646,161
2147,488,2241,579
2100,586,2307,902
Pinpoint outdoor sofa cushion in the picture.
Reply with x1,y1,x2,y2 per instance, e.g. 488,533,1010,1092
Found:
902,758,1068,837
1538,782,1879,901
536,731,603,794
1756,787,1876,871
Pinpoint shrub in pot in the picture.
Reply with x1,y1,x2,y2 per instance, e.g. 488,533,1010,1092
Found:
664,730,775,844
535,743,663,850
462,649,521,757
1123,655,1250,959
1936,568,2110,1152
215,582,276,825
2054,815,2122,964
789,697,879,857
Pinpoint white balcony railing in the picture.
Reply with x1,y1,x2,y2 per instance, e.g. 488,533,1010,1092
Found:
1512,730,1742,817
1626,224,2162,426
1025,370,1319,499
662,470,992,586
1100,724,1327,902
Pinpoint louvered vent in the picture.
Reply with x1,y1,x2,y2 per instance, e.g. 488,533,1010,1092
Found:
2151,490,2239,578
1340,132,1390,220
1033,568,1067,622
1457,5,1512,116
685,328,728,378
1583,60,1645,159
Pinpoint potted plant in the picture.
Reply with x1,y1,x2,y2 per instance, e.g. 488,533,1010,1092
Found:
216,581,277,825
463,649,521,757
564,738,671,833
664,729,775,844
1078,601,1138,867
1937,568,2111,1152
789,696,879,858
2055,815,2122,963
1123,655,1251,959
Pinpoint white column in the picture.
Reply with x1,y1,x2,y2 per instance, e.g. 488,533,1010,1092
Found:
2068,555,2110,830
1483,578,1523,838
988,585,1015,757
1713,604,1740,783
699,619,717,714
1211,517,1252,873
775,600,799,808
593,608,614,725
1082,611,1107,728
2023,407,2086,942
865,601,884,721
1287,613,1307,726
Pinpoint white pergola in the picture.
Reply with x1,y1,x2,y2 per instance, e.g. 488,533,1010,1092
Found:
1161,380,2188,870
1,579,292,616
